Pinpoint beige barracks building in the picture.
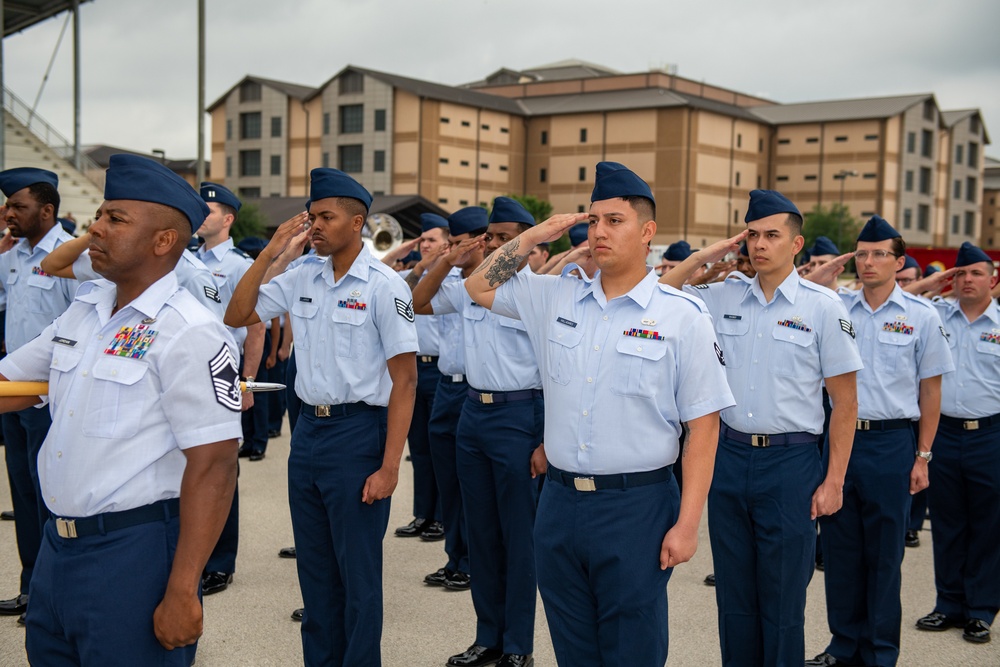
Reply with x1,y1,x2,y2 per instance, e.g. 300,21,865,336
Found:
208,60,990,249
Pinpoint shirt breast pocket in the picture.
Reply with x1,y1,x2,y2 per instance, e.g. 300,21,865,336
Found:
975,339,1000,358
462,306,486,348
768,325,816,376
330,307,369,359
83,357,149,439
715,317,750,369
875,330,915,373
496,316,528,355
291,301,319,351
546,325,584,385
611,337,667,398
49,346,83,400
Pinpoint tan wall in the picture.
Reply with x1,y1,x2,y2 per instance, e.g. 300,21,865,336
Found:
286,97,323,197
209,105,228,182
982,187,999,248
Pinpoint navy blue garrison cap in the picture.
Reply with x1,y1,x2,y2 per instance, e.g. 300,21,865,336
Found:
857,215,900,242
924,264,941,276
105,154,209,232
200,182,242,213
955,241,992,267
739,243,749,257
236,236,267,256
309,168,372,209
663,240,692,261
58,218,76,235
811,236,839,256
591,161,654,204
745,189,800,223
402,250,421,264
420,213,449,233
568,223,589,247
899,255,920,272
489,196,535,226
448,206,488,236
0,167,58,197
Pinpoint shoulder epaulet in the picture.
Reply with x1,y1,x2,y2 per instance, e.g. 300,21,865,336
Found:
899,290,936,312
229,247,252,260
166,288,220,325
657,283,710,313
691,283,711,289
799,280,841,301
368,257,400,280
74,279,104,298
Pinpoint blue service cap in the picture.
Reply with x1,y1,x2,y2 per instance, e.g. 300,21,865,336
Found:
401,250,421,264
955,241,992,267
924,264,941,276
309,168,372,209
420,213,449,233
591,161,654,204
739,243,749,257
200,182,242,212
663,240,692,262
58,218,77,235
745,189,800,223
236,236,268,256
857,215,900,243
810,236,839,256
0,167,58,197
899,255,920,272
799,249,812,266
489,196,535,226
104,154,209,232
448,206,488,236
568,223,589,247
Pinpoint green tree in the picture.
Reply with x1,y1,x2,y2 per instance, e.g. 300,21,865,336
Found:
499,193,572,253
231,202,267,244
802,203,861,256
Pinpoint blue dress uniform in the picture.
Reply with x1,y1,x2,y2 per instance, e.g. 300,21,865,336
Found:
685,258,863,665
926,243,1000,633
0,168,77,609
493,264,735,665
254,169,418,667
433,199,544,659
0,155,243,665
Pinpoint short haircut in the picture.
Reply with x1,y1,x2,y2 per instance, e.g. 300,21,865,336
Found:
621,196,655,222
218,203,238,221
516,223,532,235
28,182,60,218
786,212,803,236
467,226,489,237
336,197,369,220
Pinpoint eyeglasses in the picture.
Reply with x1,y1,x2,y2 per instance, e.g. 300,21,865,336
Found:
854,250,898,261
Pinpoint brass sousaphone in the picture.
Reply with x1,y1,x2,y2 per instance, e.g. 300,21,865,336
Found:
362,213,403,259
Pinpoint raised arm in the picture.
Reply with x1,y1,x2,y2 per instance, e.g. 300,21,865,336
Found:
411,239,480,315
39,233,90,279
659,230,748,289
800,252,854,291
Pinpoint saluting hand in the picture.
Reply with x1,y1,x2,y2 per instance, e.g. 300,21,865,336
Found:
362,466,398,504
153,588,203,650
532,212,591,244
801,252,853,290
261,212,310,264
447,235,486,266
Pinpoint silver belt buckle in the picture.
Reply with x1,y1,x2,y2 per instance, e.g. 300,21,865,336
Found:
452,374,464,383
315,405,331,417
964,420,979,430
856,419,870,431
573,477,597,492
751,434,770,448
479,393,494,405
56,518,77,539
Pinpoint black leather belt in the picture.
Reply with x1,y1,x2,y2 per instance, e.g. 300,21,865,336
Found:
547,464,672,492
52,498,179,539
418,355,439,364
466,388,542,405
856,418,913,431
304,402,378,418
940,413,1000,431
721,423,818,448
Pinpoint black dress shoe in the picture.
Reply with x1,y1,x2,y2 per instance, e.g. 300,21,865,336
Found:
0,594,28,615
16,613,25,626
497,655,533,667
291,608,304,622
267,429,281,438
0,510,13,521
963,618,991,643
704,573,716,586
420,520,445,542
905,530,920,547
815,555,825,571
394,517,429,537
249,451,265,461
201,572,233,595
278,546,297,559
915,610,964,631
237,447,252,458
424,567,448,586
804,652,842,666
446,644,502,667
443,571,471,591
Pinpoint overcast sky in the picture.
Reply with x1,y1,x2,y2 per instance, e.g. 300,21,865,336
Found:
5,0,999,161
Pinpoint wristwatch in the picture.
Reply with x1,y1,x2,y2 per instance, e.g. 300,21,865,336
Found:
916,451,933,462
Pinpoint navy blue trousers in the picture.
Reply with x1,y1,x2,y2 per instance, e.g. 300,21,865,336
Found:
268,327,288,434
240,333,271,455
289,404,390,667
428,378,470,574
456,395,543,655
928,421,1000,625
286,350,301,436
409,360,441,521
820,427,914,667
708,431,822,667
2,406,52,595
536,473,679,666
25,507,197,666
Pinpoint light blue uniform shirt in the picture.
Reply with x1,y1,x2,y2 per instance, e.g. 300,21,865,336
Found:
255,244,419,407
197,238,253,350
685,270,863,435
493,268,735,474
0,224,78,352
436,267,466,376
934,298,1000,419
0,272,243,517
401,269,442,357
840,286,953,420
433,268,541,392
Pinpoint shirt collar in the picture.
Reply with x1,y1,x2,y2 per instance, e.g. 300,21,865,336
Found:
949,297,1000,326
202,238,234,262
586,267,658,308
320,243,373,288
849,283,908,314
78,272,180,325
747,268,800,306
17,223,67,256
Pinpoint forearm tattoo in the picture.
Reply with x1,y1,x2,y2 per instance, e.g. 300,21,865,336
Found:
405,271,421,290
480,238,529,287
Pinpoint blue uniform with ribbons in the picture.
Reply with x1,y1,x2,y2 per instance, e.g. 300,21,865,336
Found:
684,269,863,667
494,267,734,665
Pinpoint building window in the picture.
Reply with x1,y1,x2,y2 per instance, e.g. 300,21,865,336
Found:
952,215,960,235
970,115,980,134
440,117,450,124
757,175,762,188
734,210,740,224
967,177,977,203
863,173,877,179
577,205,586,213
737,133,742,148
374,109,386,132
374,150,385,173
919,167,931,195
806,137,819,144
339,71,364,94
735,171,741,186
917,204,930,232
239,150,261,176
539,168,547,183
340,105,363,134
339,145,363,173
759,138,764,152
777,138,790,145
864,134,878,141
907,132,916,153
480,163,489,169
438,198,448,204
905,170,914,192
270,154,281,176
540,130,548,145
965,211,975,236
270,193,280,198
481,124,490,131
323,113,330,135
860,211,876,218
240,112,261,139
461,120,471,127
578,166,586,181
903,209,912,230
322,152,329,168
460,160,470,167
923,99,935,121
969,142,979,167
459,199,469,206
500,127,509,134
439,157,449,164
271,116,282,138
580,128,588,143
954,180,962,199
776,175,789,182
226,119,232,140
834,136,848,142
499,165,508,172
956,144,964,164
238,187,260,198
225,156,232,177
239,80,261,103
804,175,817,181
921,129,933,158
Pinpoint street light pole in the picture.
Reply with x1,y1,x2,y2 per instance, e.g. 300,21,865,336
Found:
833,169,859,249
